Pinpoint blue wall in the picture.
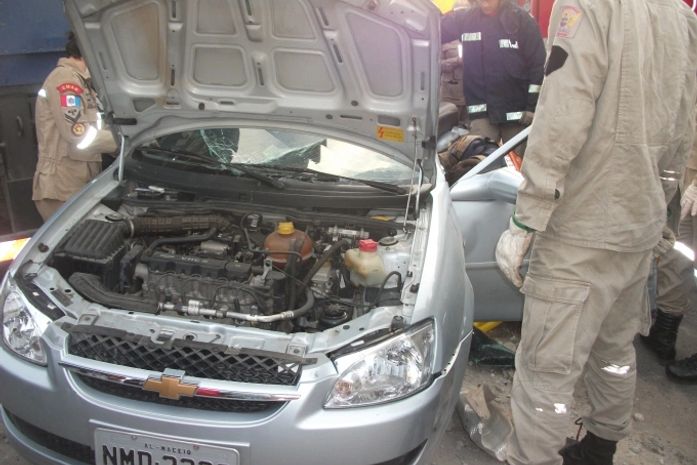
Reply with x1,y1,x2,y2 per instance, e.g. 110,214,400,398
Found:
0,0,70,87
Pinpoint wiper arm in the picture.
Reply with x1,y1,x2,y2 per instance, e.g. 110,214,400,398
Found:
139,148,285,189
254,165,408,195
139,147,229,173
143,146,225,165
347,177,408,195
227,163,286,190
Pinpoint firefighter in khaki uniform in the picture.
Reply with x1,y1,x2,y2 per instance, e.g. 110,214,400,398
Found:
494,1,697,464
32,33,117,221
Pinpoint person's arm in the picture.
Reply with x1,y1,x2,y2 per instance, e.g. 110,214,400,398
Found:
663,85,697,204
45,69,116,156
514,0,609,232
519,14,546,112
441,9,468,44
664,127,696,204
675,116,697,220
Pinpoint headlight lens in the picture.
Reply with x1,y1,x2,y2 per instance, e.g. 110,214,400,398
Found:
325,320,435,408
1,287,51,365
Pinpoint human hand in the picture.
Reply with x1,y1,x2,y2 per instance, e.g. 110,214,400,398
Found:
495,217,534,287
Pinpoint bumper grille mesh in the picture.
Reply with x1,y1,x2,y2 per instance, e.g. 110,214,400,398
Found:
67,327,302,386
5,410,95,464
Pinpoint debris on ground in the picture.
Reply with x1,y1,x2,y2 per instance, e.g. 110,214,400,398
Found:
469,327,515,367
458,384,511,462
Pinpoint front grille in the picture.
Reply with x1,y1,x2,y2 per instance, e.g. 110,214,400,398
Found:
5,410,94,464
66,325,303,386
78,376,281,413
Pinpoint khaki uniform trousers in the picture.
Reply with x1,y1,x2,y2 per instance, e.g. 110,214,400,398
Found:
34,199,65,222
506,235,653,465
469,118,527,155
656,168,697,316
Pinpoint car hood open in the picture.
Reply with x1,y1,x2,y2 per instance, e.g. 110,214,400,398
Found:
64,0,441,166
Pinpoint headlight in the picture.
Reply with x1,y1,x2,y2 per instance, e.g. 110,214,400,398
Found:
325,320,435,408
1,285,51,365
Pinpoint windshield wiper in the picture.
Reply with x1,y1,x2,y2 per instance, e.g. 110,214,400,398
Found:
245,164,408,195
226,163,286,189
138,147,285,189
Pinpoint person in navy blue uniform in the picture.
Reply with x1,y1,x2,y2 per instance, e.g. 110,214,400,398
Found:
441,0,545,151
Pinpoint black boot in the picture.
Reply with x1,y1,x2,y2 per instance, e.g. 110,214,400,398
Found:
559,431,617,465
640,309,682,363
666,353,697,383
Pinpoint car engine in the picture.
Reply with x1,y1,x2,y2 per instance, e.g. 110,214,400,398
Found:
49,200,414,333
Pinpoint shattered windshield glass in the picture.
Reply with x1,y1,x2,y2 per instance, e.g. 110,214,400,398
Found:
138,128,414,184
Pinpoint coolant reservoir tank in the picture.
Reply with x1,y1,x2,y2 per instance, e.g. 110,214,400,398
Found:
344,239,387,287
378,235,411,286
264,222,313,265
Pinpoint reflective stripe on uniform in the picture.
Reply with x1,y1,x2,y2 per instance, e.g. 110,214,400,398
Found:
76,125,98,150
528,84,541,93
506,112,524,121
468,104,487,113
461,32,482,42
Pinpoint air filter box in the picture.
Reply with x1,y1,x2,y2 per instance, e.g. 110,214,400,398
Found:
53,220,126,289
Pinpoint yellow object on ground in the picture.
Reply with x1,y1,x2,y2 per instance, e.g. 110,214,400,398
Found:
433,0,457,13
0,237,30,263
474,321,502,333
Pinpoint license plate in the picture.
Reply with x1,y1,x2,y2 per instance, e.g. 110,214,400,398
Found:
94,430,240,465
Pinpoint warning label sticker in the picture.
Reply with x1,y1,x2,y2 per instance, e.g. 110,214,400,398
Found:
376,126,405,143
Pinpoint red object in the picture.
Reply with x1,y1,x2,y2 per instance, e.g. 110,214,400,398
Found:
56,82,84,95
531,0,554,38
359,239,378,253
508,152,523,172
195,387,221,397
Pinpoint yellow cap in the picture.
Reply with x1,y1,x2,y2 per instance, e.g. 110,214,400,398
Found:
433,0,456,13
278,222,295,235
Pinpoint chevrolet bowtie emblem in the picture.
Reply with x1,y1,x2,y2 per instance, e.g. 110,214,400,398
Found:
143,373,197,400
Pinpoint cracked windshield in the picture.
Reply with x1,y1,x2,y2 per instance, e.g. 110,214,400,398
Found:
138,128,415,185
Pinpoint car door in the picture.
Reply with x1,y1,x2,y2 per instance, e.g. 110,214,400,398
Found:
449,132,527,322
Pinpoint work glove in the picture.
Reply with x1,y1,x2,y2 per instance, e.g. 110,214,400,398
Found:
495,217,534,288
520,111,535,126
680,181,697,220
654,225,675,260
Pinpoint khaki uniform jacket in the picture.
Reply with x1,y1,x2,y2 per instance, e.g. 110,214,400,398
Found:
33,58,117,202
516,0,697,252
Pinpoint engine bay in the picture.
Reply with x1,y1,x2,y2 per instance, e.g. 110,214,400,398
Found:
48,184,417,333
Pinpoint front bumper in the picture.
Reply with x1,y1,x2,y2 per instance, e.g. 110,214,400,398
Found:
0,332,471,465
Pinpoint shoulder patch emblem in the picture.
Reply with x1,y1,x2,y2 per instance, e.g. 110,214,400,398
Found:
63,107,82,124
71,123,86,137
556,6,583,39
60,94,82,108
56,82,84,95
545,46,569,76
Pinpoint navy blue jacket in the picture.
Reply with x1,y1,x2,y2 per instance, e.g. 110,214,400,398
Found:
442,3,546,125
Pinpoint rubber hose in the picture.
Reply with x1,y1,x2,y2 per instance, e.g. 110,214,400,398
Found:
301,239,349,288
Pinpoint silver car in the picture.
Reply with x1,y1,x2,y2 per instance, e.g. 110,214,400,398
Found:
0,1,524,465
